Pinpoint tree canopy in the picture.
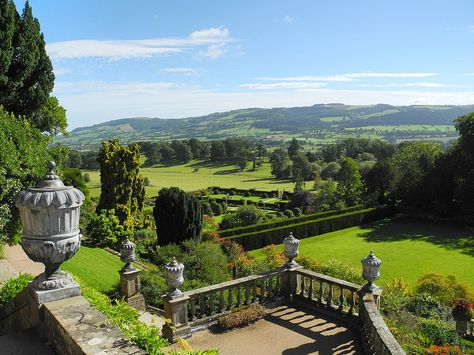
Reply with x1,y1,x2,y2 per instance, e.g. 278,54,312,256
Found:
0,0,66,134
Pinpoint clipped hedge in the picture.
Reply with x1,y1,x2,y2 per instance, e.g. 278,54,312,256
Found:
207,186,293,199
219,205,365,238
225,206,393,251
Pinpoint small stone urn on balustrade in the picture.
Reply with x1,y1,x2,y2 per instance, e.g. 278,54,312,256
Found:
361,250,382,293
119,238,145,310
283,232,299,268
165,257,184,299
14,161,85,303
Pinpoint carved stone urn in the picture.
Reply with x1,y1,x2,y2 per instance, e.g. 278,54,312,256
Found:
164,257,184,299
283,232,299,267
361,250,382,293
120,238,136,271
14,161,85,292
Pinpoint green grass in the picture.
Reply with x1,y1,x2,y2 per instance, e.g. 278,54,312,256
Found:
249,217,474,291
86,159,304,199
62,245,123,293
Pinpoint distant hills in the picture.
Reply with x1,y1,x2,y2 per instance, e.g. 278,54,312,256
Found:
59,104,474,149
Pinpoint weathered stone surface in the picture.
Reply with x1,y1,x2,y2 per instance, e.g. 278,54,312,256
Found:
40,295,145,355
31,281,80,303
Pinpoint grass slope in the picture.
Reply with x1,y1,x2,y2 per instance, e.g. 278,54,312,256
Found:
62,245,123,293
86,160,302,199
249,217,474,291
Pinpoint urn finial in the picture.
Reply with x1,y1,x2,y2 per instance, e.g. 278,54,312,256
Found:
361,250,382,293
283,232,299,268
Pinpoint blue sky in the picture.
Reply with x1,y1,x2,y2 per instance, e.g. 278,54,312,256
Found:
14,0,474,129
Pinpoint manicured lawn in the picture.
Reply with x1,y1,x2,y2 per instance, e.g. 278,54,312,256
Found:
249,217,474,291
62,245,123,293
85,159,306,199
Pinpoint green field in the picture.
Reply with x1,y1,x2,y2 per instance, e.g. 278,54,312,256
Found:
85,160,305,199
249,217,474,291
62,245,123,293
345,124,456,132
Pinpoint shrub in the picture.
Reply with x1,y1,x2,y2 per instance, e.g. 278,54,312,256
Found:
83,173,91,183
217,304,266,330
151,243,185,266
292,207,302,217
133,229,155,257
210,201,223,216
415,273,473,306
317,259,364,284
233,205,264,226
143,177,150,186
405,293,445,319
244,191,252,197
0,273,34,308
86,209,132,248
380,278,410,315
283,209,294,218
418,319,460,347
202,202,213,216
260,244,286,270
140,271,168,307
219,217,234,230
295,255,321,271
276,212,285,218
220,202,228,213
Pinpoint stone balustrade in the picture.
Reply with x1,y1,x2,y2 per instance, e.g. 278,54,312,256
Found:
359,293,406,355
468,319,474,336
295,269,361,317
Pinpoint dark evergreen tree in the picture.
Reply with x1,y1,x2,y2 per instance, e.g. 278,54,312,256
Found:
153,187,203,245
335,157,363,206
287,138,302,160
97,140,145,230
210,140,226,161
0,1,65,134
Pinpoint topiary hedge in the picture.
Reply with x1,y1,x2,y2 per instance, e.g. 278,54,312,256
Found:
225,206,393,250
219,205,365,238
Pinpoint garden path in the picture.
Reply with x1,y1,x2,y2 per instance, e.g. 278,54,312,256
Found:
167,305,363,355
2,244,44,277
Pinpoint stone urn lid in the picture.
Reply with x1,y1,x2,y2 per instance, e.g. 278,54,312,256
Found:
361,250,382,268
15,161,84,210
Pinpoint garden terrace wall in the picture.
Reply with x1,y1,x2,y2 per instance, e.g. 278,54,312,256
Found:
219,205,365,238
225,206,393,251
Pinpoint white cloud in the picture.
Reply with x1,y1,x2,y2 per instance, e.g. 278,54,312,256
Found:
258,72,438,82
46,26,232,60
53,66,70,76
241,82,327,90
358,82,446,88
197,43,227,59
160,67,198,76
469,25,474,33
54,80,474,129
283,16,298,23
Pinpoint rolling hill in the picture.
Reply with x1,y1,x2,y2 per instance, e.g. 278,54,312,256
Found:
58,104,474,149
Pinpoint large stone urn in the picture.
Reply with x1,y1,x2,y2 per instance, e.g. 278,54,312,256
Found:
283,232,299,268
14,161,84,301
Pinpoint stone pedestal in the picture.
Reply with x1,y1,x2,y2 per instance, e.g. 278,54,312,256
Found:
30,281,81,304
162,294,191,343
119,268,145,310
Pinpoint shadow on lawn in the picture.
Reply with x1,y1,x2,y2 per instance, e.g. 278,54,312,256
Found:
360,217,474,257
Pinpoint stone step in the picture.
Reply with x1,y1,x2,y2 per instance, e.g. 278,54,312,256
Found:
0,329,55,355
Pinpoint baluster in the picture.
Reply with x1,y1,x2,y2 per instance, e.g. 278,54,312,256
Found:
307,278,313,301
244,283,250,304
260,279,265,302
275,275,281,295
252,281,258,303
219,289,225,313
227,287,233,310
327,283,333,308
348,290,355,315
338,287,345,312
318,280,324,306
237,286,242,306
189,298,196,321
208,293,214,315
199,295,206,318
300,275,305,297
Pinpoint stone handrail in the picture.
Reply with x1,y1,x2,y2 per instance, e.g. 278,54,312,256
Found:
359,293,406,355
295,269,361,317
183,268,286,327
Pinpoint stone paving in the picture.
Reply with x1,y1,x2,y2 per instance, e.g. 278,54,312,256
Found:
168,305,364,355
